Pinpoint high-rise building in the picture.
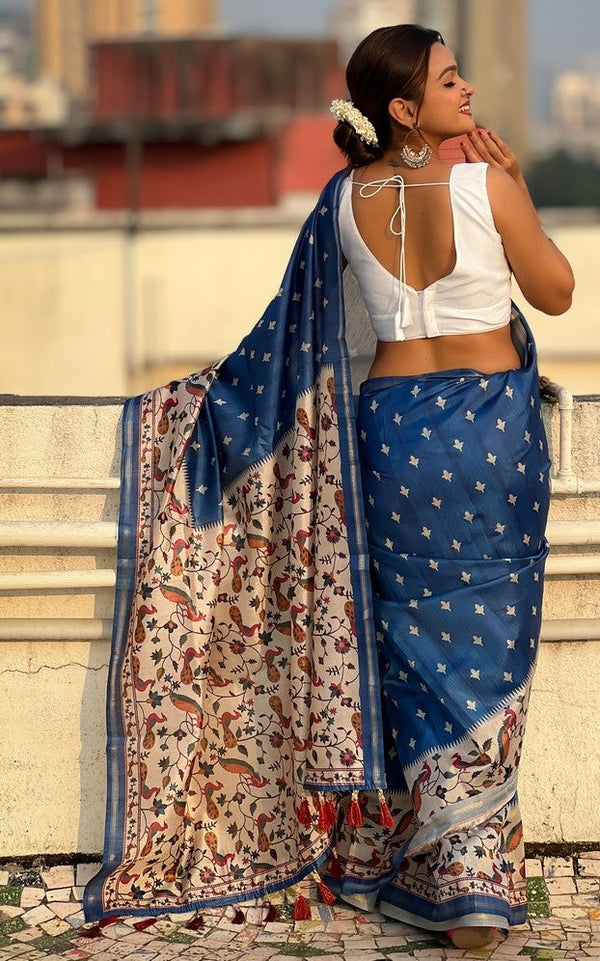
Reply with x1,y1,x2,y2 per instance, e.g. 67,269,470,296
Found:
332,0,529,159
457,0,529,162
538,69,600,159
36,0,88,101
333,0,417,62
87,0,216,38
415,0,461,52
35,0,216,103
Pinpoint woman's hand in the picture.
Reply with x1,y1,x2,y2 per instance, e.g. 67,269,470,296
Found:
460,128,522,183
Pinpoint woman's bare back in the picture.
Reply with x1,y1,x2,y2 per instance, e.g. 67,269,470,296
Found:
351,159,521,378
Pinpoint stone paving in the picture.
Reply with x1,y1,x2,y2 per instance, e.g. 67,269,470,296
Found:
1,854,600,961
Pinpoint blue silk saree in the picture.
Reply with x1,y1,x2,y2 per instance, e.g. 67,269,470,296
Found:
86,169,549,933
329,328,549,931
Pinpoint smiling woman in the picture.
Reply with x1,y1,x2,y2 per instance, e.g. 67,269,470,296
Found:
85,19,573,955
328,22,573,951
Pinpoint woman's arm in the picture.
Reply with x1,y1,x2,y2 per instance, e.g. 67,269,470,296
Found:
460,129,575,316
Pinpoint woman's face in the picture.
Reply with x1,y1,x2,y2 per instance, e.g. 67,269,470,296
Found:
416,42,476,140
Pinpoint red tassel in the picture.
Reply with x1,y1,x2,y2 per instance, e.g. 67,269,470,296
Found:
317,879,337,905
231,908,245,924
328,846,344,880
317,795,336,831
293,893,311,920
133,918,158,932
378,789,394,828
263,902,279,923
346,790,364,827
185,915,205,931
325,798,337,827
79,915,120,938
298,798,312,828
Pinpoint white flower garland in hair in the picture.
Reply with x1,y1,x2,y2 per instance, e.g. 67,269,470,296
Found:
330,99,379,147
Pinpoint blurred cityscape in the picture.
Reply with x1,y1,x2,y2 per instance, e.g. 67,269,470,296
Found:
0,0,598,396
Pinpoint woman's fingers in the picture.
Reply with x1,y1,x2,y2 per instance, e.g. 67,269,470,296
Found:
459,134,485,162
470,130,504,163
481,130,514,164
461,129,520,179
460,129,500,163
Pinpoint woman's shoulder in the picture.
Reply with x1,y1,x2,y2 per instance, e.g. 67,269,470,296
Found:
484,165,525,208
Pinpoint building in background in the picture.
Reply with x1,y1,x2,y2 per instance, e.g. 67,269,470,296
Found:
0,72,66,127
35,0,216,105
530,68,600,160
332,0,528,161
333,0,416,61
0,36,343,212
459,0,528,163
0,13,65,128
86,0,216,36
0,0,596,399
415,0,461,52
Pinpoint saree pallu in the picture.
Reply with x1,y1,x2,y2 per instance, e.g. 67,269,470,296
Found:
330,321,550,931
85,170,388,922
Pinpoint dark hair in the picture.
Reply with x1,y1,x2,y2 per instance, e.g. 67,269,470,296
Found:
333,24,443,167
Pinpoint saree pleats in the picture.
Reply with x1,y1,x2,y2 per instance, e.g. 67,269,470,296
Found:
330,318,550,929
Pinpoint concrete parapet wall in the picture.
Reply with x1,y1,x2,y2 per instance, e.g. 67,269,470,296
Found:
0,219,598,397
0,395,599,856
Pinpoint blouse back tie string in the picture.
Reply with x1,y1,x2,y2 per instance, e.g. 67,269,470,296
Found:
352,174,449,338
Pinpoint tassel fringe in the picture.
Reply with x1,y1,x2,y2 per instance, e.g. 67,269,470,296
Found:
346,789,364,827
317,794,337,831
263,902,279,923
378,789,394,828
328,844,344,879
80,916,121,938
293,893,312,920
298,797,312,827
316,878,337,905
134,918,158,931
133,917,158,932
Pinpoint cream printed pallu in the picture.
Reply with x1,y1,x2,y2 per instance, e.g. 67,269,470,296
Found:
85,171,387,921
86,170,549,933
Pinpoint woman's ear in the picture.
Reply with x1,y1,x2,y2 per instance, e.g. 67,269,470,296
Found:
388,98,416,129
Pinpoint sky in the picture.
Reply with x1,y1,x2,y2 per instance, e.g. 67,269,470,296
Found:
222,0,600,119
5,0,600,69
221,0,600,70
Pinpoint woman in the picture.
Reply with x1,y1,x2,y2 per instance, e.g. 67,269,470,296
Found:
85,22,573,954
328,24,574,951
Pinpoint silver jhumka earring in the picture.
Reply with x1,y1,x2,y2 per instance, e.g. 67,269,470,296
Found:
399,124,432,168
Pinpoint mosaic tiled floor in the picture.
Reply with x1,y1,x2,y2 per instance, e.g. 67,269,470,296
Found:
1,854,600,960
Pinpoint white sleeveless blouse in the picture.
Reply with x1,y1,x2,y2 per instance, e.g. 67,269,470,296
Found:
338,162,512,342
